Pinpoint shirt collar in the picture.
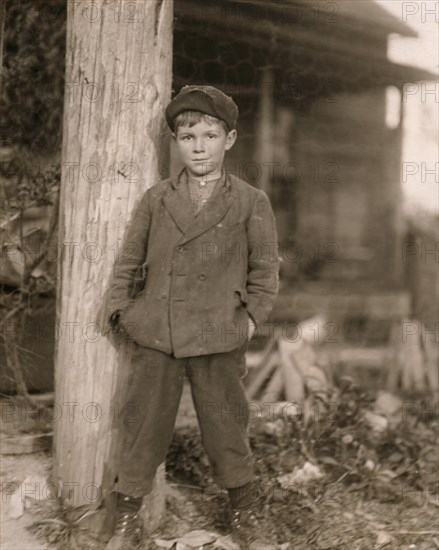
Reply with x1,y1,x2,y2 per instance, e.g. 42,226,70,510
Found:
175,166,231,190
187,174,221,186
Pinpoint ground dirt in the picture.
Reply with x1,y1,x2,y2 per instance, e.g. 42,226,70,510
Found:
1,383,438,550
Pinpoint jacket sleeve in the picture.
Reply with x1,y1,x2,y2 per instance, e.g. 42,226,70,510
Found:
107,190,151,317
245,190,280,327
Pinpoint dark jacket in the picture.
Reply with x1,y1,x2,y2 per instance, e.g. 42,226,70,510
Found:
108,167,279,358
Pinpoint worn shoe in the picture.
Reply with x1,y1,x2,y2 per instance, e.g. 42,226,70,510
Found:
105,509,143,550
230,507,276,550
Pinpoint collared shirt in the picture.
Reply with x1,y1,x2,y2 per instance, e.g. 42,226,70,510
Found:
186,174,221,216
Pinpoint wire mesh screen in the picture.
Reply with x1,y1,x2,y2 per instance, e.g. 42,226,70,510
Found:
172,0,414,290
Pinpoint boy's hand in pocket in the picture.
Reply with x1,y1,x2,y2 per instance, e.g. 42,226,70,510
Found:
248,316,256,340
109,310,121,333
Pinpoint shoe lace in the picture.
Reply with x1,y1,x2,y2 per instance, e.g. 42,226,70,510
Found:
232,508,259,530
115,511,142,536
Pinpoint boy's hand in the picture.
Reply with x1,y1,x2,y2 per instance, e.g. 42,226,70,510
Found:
109,310,121,333
247,316,256,340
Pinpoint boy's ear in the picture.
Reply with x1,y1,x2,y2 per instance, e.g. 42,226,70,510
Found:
225,129,237,150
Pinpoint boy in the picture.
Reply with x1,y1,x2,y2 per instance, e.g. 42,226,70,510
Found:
106,85,279,549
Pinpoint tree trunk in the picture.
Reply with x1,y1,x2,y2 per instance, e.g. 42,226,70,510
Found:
53,0,173,529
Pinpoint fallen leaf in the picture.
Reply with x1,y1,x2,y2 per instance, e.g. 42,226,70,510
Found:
154,538,174,549
9,490,24,519
387,452,404,463
278,462,324,489
214,534,240,549
376,531,393,547
155,530,217,549
362,411,389,433
376,469,398,481
374,392,402,417
319,456,339,466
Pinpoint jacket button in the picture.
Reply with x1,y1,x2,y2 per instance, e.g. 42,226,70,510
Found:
176,246,184,253
199,273,206,280
160,294,167,300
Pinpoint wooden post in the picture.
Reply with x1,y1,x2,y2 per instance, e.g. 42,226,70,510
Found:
53,0,173,525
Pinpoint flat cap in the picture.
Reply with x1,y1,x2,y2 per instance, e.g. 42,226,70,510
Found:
166,85,239,131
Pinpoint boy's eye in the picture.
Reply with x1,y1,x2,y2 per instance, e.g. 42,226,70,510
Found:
181,135,192,140
207,134,217,139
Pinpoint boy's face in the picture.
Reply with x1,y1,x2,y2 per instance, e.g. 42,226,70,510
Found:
172,119,237,179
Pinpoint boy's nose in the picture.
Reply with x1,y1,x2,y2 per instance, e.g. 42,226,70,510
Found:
193,138,206,152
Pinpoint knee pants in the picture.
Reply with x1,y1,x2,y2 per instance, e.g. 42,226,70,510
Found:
115,342,255,498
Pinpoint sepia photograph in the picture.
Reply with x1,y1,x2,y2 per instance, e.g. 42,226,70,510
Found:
0,1,438,549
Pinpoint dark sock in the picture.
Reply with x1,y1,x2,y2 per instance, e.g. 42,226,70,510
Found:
116,491,143,513
228,481,261,510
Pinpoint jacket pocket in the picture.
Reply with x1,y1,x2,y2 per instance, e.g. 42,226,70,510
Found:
119,294,145,334
234,288,248,305
130,261,148,298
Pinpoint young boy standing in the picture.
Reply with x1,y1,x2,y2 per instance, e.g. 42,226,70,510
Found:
107,85,279,549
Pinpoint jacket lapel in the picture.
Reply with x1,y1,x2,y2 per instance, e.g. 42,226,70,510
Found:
179,182,234,245
162,171,195,234
163,168,235,244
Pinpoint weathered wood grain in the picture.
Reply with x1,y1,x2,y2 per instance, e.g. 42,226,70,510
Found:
54,0,173,520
